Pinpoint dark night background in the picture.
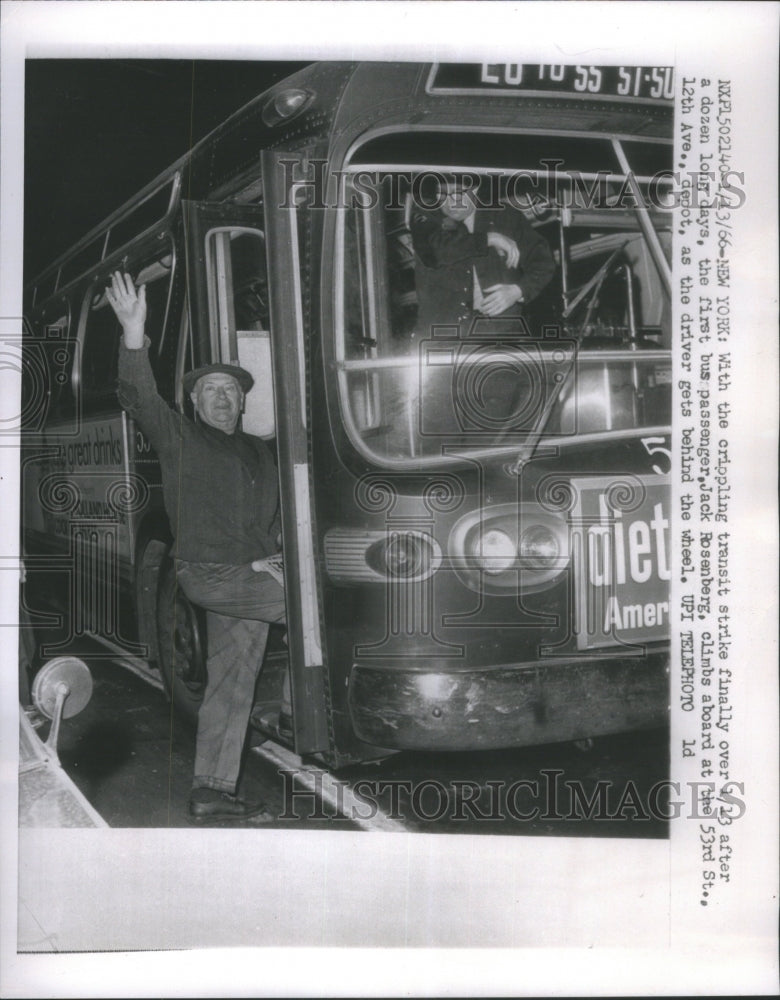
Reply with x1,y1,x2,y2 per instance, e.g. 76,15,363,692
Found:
24,59,310,282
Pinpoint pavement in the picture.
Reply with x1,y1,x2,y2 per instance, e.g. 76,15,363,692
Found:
44,658,669,837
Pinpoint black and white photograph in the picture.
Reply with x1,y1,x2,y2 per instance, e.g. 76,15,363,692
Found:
2,2,777,996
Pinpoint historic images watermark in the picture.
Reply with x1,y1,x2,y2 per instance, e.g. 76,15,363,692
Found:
279,769,745,825
277,161,746,213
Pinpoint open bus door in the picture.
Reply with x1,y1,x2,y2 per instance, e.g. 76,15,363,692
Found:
182,194,331,756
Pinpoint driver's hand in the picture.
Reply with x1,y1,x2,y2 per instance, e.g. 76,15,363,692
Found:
479,283,524,317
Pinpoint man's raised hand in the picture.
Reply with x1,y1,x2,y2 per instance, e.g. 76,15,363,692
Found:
106,271,147,348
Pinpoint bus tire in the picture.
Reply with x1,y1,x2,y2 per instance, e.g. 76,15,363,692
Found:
155,557,207,728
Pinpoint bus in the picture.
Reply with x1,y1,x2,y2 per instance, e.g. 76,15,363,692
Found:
21,61,673,767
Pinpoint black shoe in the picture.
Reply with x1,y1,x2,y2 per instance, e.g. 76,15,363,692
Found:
188,788,269,823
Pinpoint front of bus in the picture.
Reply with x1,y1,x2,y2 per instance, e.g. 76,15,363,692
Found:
314,62,673,757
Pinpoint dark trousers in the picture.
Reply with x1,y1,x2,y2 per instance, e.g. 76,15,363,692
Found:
176,560,286,793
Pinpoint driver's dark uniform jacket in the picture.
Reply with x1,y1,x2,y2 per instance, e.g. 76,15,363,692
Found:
118,337,285,794
411,204,555,334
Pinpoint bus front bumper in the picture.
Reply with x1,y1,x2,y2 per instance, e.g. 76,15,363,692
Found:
348,652,669,751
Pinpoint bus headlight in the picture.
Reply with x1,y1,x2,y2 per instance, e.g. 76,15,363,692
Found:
379,532,429,578
470,528,516,574
519,524,560,569
449,503,570,595
324,529,442,583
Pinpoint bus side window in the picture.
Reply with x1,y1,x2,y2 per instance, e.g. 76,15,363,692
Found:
342,203,383,434
385,192,418,342
343,204,376,361
204,228,274,438
80,251,174,412
343,180,418,359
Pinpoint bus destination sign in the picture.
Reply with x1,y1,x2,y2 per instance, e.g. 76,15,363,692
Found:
428,63,675,103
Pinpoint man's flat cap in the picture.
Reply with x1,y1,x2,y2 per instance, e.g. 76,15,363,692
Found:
183,363,254,395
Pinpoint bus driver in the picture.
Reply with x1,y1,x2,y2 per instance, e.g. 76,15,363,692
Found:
107,271,286,824
410,175,555,337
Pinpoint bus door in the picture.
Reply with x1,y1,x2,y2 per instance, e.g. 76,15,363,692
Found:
182,195,331,756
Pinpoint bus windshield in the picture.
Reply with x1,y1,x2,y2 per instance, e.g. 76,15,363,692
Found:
335,132,672,466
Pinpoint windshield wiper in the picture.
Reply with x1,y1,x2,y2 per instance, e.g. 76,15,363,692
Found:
504,343,579,476
562,243,628,322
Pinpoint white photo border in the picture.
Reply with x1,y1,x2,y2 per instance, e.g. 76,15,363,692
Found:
2,2,777,997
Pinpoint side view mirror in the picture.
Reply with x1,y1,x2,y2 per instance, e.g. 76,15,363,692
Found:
30,656,93,762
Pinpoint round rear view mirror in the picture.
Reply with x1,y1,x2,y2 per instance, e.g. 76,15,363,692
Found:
31,656,93,720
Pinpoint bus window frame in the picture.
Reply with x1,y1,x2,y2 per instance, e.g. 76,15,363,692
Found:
70,282,92,405
174,297,194,415
33,173,182,305
341,122,673,170
73,237,177,414
181,200,266,376
331,131,673,470
203,226,268,365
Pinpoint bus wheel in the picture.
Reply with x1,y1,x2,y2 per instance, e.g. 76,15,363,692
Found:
156,559,207,727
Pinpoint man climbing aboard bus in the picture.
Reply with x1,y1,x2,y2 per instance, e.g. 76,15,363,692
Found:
107,271,286,824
